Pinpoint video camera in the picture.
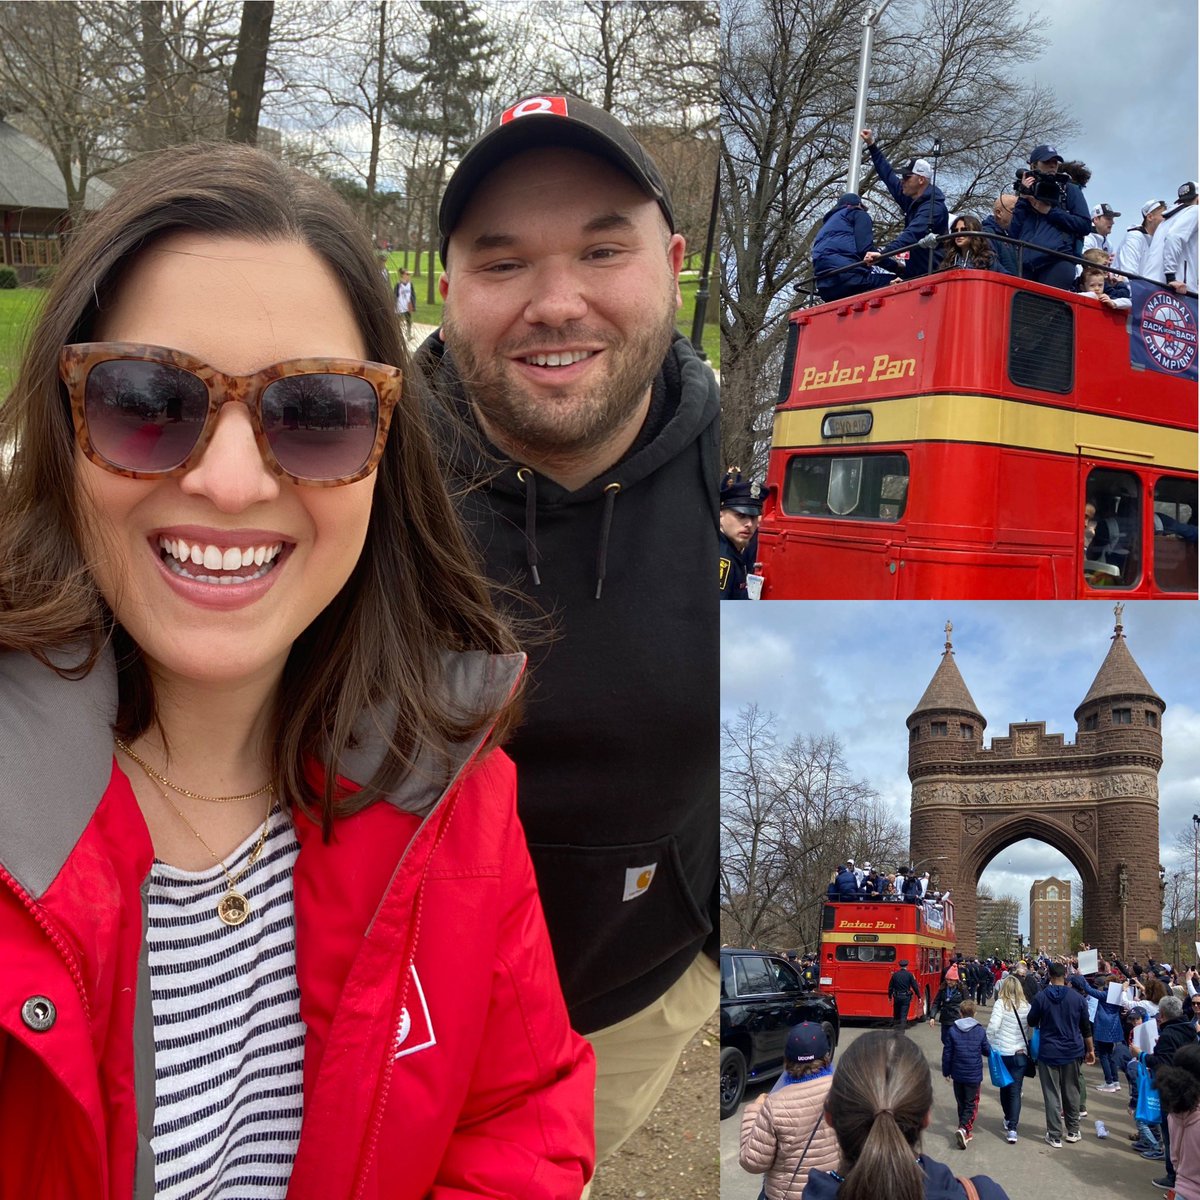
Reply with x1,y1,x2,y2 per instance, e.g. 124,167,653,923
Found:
1015,168,1071,207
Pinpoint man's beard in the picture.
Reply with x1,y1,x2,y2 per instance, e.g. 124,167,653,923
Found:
443,307,676,461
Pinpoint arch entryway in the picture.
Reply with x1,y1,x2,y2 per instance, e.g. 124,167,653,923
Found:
907,611,1163,959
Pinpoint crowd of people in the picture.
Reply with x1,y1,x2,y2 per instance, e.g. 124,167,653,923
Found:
809,133,1198,304
736,950,1200,1200
825,860,951,907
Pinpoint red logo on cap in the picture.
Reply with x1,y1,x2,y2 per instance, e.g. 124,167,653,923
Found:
501,96,568,123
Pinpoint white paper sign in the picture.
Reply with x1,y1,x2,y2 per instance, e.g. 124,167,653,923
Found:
1078,949,1099,974
1134,1017,1159,1055
1194,941,1200,962
1106,982,1124,1005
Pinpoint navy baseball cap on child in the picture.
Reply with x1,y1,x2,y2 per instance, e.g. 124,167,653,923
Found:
785,1022,830,1063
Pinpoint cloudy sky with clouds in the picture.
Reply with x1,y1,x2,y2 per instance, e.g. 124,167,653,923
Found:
1009,0,1197,261
721,602,1200,932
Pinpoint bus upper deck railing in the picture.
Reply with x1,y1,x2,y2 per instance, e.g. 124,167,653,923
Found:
792,231,1199,306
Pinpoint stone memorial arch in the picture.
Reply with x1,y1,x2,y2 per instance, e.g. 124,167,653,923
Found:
907,607,1163,960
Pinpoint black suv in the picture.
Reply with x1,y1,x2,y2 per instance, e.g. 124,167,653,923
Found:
720,948,839,1119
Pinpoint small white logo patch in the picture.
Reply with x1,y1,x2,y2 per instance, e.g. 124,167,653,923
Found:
392,965,437,1060
623,863,657,901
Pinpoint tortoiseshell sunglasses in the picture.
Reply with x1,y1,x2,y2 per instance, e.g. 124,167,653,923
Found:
60,343,402,486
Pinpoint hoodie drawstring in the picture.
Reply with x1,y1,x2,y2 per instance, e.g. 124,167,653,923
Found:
516,468,541,585
594,482,621,600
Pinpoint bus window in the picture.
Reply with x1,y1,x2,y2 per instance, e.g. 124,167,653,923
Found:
1084,468,1141,589
783,454,910,520
1008,292,1074,393
1153,476,1198,593
834,945,897,963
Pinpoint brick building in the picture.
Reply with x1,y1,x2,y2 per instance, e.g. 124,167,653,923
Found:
1030,876,1072,955
908,610,1163,958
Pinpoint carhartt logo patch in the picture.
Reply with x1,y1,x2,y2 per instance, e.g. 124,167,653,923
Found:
392,966,437,1060
501,96,568,123
623,863,657,901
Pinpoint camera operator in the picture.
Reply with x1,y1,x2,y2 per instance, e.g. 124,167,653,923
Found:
1008,143,1091,290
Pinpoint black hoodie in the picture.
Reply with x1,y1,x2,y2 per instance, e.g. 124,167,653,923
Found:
419,330,720,1033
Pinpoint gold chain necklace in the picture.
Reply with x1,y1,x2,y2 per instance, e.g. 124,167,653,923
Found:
114,738,273,804
116,742,274,926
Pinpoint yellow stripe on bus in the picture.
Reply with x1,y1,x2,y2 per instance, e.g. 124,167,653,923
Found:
773,394,1196,473
821,932,952,949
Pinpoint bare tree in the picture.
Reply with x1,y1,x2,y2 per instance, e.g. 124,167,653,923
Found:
225,1,274,142
720,0,1078,475
721,704,904,951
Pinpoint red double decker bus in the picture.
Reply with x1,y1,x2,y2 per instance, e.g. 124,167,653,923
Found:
818,897,956,1022
758,270,1197,598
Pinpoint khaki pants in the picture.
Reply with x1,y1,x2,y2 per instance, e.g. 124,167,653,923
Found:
580,952,718,1197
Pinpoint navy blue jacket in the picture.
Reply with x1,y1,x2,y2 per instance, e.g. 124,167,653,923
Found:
1069,976,1124,1044
942,1017,990,1084
834,868,858,899
867,144,949,279
1027,983,1092,1065
719,530,749,600
803,1155,1010,1200
980,215,1018,274
812,202,875,295
1008,178,1091,276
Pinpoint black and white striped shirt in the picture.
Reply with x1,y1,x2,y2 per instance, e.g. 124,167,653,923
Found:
147,807,304,1199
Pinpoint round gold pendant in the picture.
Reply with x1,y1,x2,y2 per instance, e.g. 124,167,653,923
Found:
217,891,250,926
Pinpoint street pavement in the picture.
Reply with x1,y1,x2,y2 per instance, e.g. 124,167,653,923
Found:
721,1012,1171,1197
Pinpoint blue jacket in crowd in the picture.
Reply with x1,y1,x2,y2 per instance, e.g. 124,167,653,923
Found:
867,143,949,279
1027,982,1092,1065
834,867,858,899
979,215,1018,274
942,1016,990,1084
812,197,876,299
803,1155,1010,1200
1069,975,1124,1044
1007,179,1091,277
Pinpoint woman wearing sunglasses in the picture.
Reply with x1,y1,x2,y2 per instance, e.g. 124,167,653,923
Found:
0,145,593,1198
938,214,1003,273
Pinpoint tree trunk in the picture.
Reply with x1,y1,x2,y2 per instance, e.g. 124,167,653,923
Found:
225,1,274,144
138,2,169,151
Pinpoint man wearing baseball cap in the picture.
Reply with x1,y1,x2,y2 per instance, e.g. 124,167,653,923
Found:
1143,181,1199,294
1114,200,1167,278
1083,203,1121,262
420,94,719,1175
1008,143,1091,290
858,128,949,279
719,471,763,600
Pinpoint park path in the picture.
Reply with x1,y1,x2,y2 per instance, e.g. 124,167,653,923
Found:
721,1013,1168,1198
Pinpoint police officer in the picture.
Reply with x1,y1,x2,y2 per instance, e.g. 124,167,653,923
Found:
888,958,920,1030
719,472,763,599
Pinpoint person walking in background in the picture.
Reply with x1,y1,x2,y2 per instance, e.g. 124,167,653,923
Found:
889,958,920,1030
738,1023,840,1199
394,268,416,339
929,961,965,1047
943,999,990,1148
802,1032,1011,1200
987,974,1033,1143
1027,960,1096,1149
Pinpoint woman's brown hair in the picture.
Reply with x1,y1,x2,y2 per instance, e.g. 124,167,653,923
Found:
941,214,995,271
0,142,521,831
823,1031,931,1200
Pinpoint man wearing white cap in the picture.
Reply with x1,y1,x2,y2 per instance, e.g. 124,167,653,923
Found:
1083,203,1120,262
1114,200,1167,278
858,128,949,279
1142,182,1199,291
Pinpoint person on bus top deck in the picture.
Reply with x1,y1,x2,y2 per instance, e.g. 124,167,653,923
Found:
719,473,763,600
810,193,893,302
1114,199,1167,278
803,1031,1011,1200
981,192,1020,275
1007,143,1092,291
0,144,594,1198
1083,203,1120,263
939,214,1003,273
859,129,949,280
1144,180,1199,295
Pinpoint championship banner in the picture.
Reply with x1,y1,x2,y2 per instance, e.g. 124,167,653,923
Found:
1129,280,1198,381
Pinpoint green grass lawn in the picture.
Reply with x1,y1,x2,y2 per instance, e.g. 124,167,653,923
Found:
0,288,44,398
385,250,720,366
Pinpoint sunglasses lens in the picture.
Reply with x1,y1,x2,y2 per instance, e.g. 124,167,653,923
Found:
261,374,380,481
85,360,209,471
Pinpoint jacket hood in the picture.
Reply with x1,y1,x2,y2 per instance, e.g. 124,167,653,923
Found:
1043,984,1068,1004
800,1156,985,1200
0,644,523,900
953,1016,980,1032
418,329,720,503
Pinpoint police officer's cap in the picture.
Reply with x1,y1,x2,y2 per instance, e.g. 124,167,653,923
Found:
720,472,764,516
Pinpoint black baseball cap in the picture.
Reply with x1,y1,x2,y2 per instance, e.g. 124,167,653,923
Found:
438,94,675,262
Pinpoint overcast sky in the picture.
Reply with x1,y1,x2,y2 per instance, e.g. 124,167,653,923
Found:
1007,0,1197,258
721,602,1200,932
